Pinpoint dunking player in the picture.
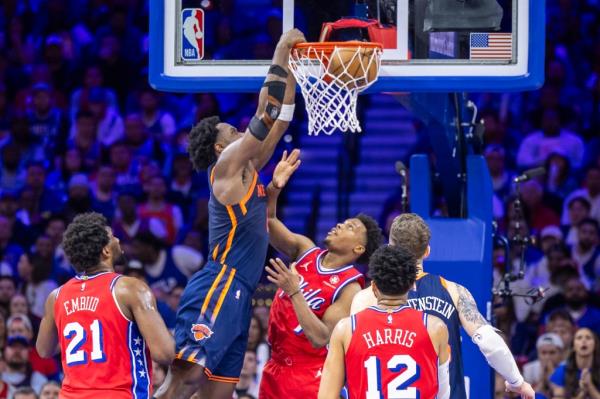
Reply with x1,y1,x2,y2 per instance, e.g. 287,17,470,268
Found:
258,150,384,398
36,213,174,398
154,29,306,399
351,213,535,399
319,245,451,399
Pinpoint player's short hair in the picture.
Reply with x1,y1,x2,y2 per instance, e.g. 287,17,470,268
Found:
62,212,110,274
188,116,221,171
369,245,417,297
355,213,384,264
389,213,431,259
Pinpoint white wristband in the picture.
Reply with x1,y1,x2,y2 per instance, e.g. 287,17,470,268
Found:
277,104,295,122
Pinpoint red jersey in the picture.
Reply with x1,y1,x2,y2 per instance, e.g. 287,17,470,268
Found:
346,306,439,399
267,247,364,361
54,272,152,399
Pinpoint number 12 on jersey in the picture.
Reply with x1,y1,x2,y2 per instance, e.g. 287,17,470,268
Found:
64,320,106,366
364,354,420,399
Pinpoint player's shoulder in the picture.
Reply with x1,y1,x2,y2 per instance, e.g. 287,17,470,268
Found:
333,315,352,336
350,286,375,315
426,314,447,330
113,275,151,293
113,275,154,307
426,314,449,340
46,286,62,306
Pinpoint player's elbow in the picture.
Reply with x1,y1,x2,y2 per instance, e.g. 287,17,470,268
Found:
151,339,176,365
36,341,54,359
152,348,175,366
308,333,330,349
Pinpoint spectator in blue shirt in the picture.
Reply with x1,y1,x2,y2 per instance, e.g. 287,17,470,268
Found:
550,327,600,399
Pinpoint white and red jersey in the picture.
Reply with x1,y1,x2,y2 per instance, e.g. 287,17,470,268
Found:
267,247,365,361
346,306,439,399
54,272,152,399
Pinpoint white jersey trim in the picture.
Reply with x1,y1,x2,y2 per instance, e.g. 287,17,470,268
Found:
111,275,133,322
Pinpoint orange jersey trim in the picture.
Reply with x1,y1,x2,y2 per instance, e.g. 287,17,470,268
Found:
200,265,227,316
219,206,238,264
211,267,237,323
239,172,258,215
416,271,428,281
187,350,200,362
204,367,239,384
439,276,448,289
212,243,220,261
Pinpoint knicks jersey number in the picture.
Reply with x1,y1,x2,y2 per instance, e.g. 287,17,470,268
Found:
64,320,106,366
364,355,420,399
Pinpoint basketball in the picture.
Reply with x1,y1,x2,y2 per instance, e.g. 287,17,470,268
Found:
326,46,379,89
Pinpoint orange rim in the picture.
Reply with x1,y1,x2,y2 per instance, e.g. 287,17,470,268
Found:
292,41,383,57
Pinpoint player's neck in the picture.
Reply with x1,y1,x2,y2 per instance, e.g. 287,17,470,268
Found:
321,251,353,270
82,264,113,276
376,296,408,309
416,261,424,273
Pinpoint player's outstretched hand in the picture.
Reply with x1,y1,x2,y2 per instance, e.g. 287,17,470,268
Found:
272,149,301,190
505,381,535,399
265,258,300,296
278,29,306,49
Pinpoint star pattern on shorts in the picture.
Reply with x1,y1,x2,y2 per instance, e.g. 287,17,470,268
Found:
132,335,147,379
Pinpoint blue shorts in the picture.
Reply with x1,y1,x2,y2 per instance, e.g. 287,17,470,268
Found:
174,262,253,383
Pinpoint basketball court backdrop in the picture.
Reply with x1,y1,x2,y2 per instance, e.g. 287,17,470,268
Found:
150,1,546,397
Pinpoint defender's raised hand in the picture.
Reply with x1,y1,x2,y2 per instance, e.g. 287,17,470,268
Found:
265,258,300,296
272,149,301,190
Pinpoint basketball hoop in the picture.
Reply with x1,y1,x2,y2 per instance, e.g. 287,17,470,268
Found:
289,41,383,135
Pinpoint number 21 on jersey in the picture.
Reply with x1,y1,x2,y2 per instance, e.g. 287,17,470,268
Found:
64,320,106,366
364,354,420,399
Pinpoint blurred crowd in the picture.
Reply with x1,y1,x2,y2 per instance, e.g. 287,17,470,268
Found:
0,0,599,398
473,1,600,397
0,0,286,397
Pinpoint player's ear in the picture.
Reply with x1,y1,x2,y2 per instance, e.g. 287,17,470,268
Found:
214,142,224,155
371,281,380,298
101,244,111,260
423,245,431,260
353,244,365,257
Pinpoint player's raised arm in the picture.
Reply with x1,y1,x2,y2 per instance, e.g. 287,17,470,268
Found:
114,276,175,365
446,281,535,399
215,29,305,178
36,289,60,358
267,150,315,260
318,318,350,399
252,69,298,170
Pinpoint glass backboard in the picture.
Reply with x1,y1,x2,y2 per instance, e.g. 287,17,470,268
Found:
149,0,545,92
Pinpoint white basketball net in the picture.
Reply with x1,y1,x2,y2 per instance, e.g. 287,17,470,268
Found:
289,44,382,136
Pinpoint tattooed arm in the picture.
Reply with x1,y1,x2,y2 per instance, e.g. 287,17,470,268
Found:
446,281,487,336
446,280,535,399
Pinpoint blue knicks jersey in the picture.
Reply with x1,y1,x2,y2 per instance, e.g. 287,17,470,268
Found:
407,273,466,399
207,166,268,289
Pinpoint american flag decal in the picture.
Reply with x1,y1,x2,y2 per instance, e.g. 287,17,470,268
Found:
470,33,513,60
